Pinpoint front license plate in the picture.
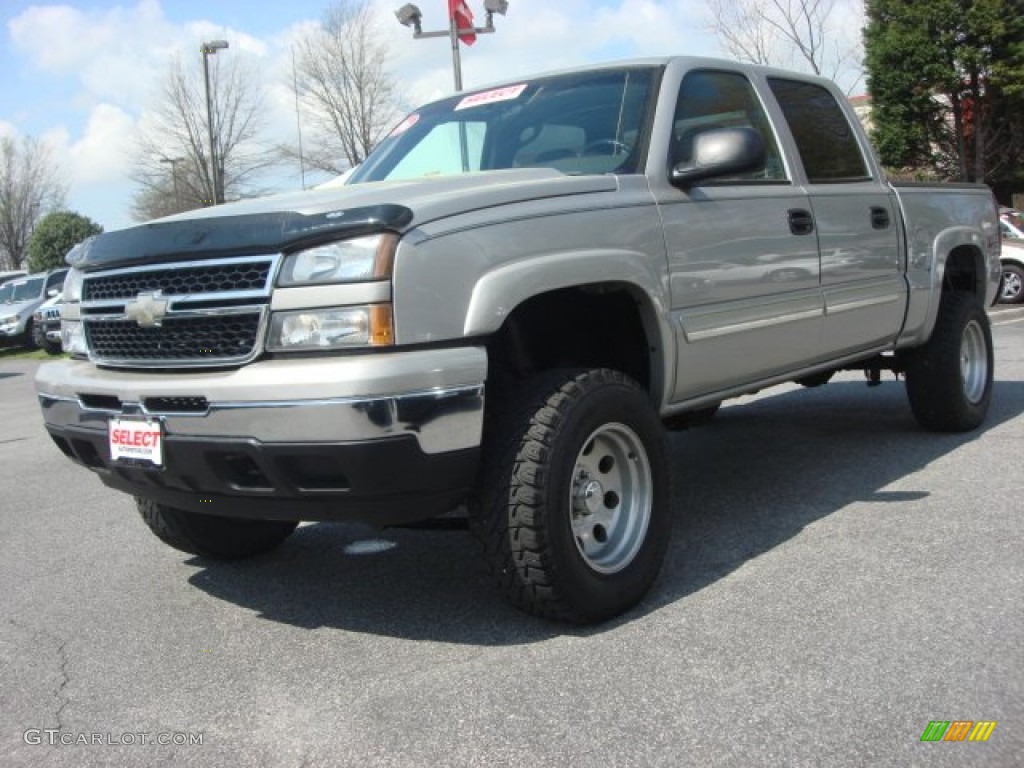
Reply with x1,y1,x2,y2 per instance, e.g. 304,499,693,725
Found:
109,418,164,466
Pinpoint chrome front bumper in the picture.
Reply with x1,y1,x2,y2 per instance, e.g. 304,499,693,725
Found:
35,348,487,523
36,347,487,454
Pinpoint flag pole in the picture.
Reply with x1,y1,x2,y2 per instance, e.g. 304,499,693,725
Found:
449,12,463,91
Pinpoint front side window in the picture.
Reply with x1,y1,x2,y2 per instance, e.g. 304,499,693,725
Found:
768,78,869,183
350,67,658,183
670,70,787,182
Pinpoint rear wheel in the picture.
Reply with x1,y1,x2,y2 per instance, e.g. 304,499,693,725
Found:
904,292,993,432
470,368,672,624
136,498,298,559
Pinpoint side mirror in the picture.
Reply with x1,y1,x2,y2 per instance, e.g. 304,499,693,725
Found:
671,126,766,187
47,288,60,298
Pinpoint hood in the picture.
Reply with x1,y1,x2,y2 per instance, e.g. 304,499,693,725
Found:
0,296,45,318
73,169,618,271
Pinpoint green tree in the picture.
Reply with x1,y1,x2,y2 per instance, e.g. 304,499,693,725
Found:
864,0,1024,185
26,211,103,273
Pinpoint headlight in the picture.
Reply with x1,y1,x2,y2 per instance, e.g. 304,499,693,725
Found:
266,305,393,351
62,268,85,302
61,320,87,357
0,315,16,332
278,234,396,287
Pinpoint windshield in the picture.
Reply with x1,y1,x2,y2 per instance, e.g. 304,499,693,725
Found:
0,284,13,303
350,66,659,184
11,277,44,302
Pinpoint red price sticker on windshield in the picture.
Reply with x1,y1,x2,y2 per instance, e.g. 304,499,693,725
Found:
109,418,163,466
455,83,527,111
389,113,420,137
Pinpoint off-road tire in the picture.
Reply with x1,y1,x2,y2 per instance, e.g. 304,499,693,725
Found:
136,498,298,559
904,291,993,432
470,369,672,624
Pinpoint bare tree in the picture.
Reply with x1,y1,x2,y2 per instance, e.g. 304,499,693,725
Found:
705,0,862,90
285,0,403,177
0,135,66,270
131,51,275,221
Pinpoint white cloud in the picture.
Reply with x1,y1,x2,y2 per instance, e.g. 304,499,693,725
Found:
8,0,278,113
9,0,169,109
67,104,139,185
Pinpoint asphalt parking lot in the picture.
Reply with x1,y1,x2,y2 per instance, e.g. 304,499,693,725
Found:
1,309,1022,767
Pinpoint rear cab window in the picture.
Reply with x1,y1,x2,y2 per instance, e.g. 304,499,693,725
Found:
767,78,870,183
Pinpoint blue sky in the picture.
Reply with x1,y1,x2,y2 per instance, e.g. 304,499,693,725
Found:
1,1,860,233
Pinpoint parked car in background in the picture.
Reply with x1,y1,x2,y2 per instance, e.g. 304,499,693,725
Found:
999,239,1024,304
31,294,64,354
1001,208,1024,240
0,268,68,349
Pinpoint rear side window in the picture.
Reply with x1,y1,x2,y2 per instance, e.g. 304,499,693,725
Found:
768,78,869,183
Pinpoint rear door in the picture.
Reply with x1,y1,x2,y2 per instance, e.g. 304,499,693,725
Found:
767,78,905,356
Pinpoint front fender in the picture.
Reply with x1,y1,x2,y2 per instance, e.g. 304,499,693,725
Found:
463,249,666,336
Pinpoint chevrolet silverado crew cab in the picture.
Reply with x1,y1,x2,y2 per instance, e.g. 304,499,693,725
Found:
36,57,1000,623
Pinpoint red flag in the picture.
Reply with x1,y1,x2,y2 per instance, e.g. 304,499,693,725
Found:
449,0,476,45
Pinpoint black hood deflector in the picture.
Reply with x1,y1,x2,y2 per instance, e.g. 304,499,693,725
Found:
70,204,413,271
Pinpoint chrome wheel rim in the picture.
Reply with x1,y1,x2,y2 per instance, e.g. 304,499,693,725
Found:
569,423,652,574
1001,271,1022,302
961,319,988,404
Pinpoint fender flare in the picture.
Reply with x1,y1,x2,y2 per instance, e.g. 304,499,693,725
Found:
463,249,675,404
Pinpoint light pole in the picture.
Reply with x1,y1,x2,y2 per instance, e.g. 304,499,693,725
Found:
395,2,509,92
201,39,229,205
159,156,184,210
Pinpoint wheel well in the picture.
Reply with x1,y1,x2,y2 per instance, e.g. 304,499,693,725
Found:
485,285,654,392
943,245,986,297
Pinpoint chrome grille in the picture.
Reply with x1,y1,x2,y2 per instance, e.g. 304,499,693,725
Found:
81,255,277,368
83,260,272,301
86,313,262,362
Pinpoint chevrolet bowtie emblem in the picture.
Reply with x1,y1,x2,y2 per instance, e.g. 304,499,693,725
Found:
125,290,169,328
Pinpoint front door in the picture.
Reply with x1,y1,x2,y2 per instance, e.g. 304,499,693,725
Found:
655,69,823,401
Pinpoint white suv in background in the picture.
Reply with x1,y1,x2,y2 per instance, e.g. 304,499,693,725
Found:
0,268,68,349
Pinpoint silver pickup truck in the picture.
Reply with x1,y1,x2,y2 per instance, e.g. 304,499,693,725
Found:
36,56,1000,623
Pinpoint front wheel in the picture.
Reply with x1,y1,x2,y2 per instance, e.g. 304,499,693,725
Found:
136,498,298,559
470,369,672,624
904,292,993,432
999,262,1024,304
22,319,38,350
